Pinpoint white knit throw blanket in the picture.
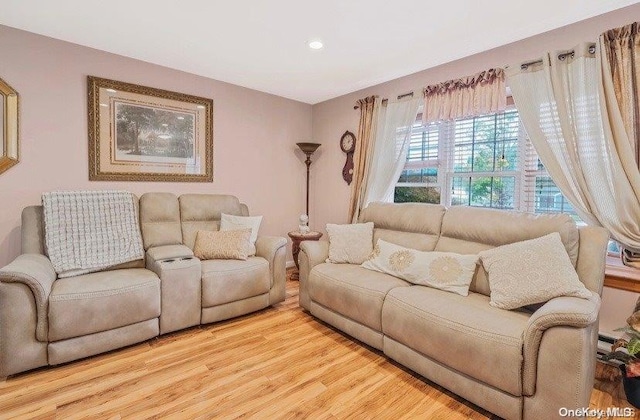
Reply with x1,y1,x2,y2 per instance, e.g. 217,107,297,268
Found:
42,191,144,278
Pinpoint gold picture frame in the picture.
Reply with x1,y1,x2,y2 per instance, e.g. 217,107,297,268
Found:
0,77,19,176
88,76,213,182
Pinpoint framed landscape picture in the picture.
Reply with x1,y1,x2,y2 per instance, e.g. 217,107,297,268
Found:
88,76,213,182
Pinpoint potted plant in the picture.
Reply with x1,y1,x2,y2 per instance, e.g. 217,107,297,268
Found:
602,302,640,408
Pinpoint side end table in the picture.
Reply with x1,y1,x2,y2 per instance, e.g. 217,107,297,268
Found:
288,230,323,280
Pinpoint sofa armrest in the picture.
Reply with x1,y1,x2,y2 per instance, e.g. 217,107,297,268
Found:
299,241,329,272
298,241,329,310
522,292,600,396
0,254,57,342
256,236,287,305
576,226,609,295
256,236,287,267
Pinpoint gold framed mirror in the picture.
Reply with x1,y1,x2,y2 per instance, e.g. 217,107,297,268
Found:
0,77,18,175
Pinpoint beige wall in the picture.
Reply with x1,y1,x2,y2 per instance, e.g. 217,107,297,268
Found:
0,25,312,267
311,4,640,334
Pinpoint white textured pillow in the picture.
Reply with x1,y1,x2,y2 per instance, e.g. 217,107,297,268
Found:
361,239,478,296
220,213,263,256
326,222,374,264
479,232,591,310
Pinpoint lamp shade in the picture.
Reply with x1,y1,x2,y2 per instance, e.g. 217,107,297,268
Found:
296,142,321,155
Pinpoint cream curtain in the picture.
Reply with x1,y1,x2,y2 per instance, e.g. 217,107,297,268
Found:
348,96,381,223
601,22,640,165
362,95,421,207
423,68,506,123
506,43,640,251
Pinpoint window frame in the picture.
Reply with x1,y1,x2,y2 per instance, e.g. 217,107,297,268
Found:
396,107,525,211
394,106,580,220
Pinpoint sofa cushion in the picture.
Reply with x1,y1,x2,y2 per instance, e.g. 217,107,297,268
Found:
179,194,244,250
361,239,478,296
48,268,160,342
382,286,530,396
326,222,374,264
139,193,183,250
360,202,445,252
194,229,251,261
434,206,579,296
479,232,591,310
201,257,270,307
308,263,410,332
220,213,262,256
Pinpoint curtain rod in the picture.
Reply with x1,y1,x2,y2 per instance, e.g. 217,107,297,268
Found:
519,44,596,70
353,91,414,110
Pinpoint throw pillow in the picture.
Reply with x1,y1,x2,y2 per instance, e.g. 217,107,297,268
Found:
220,214,263,256
193,229,251,261
479,232,591,310
361,239,478,296
326,222,374,264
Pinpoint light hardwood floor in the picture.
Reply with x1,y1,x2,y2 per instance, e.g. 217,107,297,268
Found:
0,275,636,419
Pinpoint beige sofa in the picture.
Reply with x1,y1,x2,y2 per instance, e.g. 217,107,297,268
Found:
298,202,609,420
0,193,287,377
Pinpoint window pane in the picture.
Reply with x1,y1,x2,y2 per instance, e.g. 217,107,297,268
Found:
407,123,438,162
453,110,520,174
394,187,441,204
471,141,495,172
607,240,620,256
534,176,579,220
453,143,473,172
451,176,515,209
397,168,437,184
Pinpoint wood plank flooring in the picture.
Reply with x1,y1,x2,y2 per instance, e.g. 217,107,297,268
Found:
0,274,637,419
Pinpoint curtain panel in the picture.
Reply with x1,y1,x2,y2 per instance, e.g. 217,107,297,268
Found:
602,21,640,166
423,68,506,123
506,42,640,252
362,96,421,208
348,96,381,223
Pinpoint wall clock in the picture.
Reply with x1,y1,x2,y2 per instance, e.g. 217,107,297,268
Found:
340,130,356,185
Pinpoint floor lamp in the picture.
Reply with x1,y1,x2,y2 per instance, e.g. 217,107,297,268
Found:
296,142,321,225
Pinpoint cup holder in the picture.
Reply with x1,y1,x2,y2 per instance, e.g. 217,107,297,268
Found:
163,259,175,263
181,257,193,261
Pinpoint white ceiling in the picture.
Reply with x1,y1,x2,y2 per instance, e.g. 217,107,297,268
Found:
1,0,638,104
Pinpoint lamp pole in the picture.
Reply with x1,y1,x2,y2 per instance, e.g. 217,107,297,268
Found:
304,153,312,217
296,142,321,226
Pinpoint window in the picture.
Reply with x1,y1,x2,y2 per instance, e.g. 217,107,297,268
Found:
394,108,577,220
449,112,520,210
394,122,441,204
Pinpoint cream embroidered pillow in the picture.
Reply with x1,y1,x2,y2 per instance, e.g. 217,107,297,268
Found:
326,222,374,264
361,239,478,296
193,229,251,261
479,232,591,310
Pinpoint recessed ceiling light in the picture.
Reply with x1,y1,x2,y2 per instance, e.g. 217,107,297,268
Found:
106,88,117,93
177,116,185,120
100,103,108,107
196,105,205,109
308,40,324,50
